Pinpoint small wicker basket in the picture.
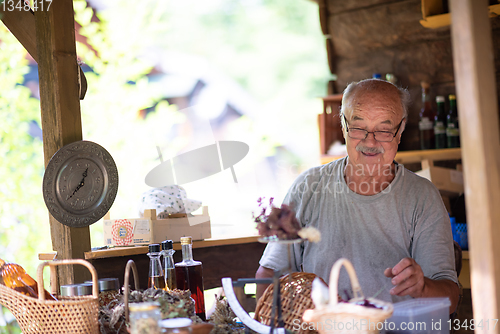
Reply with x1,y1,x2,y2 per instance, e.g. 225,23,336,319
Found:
254,272,326,334
303,258,393,334
0,259,99,334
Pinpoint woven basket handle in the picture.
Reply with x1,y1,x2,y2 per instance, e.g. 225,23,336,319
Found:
36,259,99,301
124,259,140,323
329,258,364,306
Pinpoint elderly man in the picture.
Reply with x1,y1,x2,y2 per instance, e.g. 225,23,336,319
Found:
256,79,459,312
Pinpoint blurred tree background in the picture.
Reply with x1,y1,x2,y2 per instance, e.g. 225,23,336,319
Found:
0,0,328,330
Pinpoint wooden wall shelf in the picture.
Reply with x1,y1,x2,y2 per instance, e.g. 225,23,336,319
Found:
320,148,461,165
420,0,500,29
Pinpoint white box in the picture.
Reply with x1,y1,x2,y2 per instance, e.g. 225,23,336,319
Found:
103,206,211,246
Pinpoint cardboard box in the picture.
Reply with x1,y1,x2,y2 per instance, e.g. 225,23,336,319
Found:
416,166,464,196
103,206,211,246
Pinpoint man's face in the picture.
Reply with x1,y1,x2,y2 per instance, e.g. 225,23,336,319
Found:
343,89,405,174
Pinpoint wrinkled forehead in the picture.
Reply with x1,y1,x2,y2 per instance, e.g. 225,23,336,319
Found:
344,82,404,120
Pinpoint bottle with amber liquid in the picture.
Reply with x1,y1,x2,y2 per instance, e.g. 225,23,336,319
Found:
0,258,57,300
161,240,177,290
147,244,166,290
419,82,436,150
175,236,205,320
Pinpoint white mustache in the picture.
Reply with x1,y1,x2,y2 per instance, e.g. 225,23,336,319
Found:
356,145,385,154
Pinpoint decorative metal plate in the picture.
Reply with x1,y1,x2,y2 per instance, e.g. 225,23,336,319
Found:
42,141,119,228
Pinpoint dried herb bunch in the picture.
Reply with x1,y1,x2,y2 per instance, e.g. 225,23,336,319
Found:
254,197,321,242
254,197,301,240
209,295,254,334
98,288,202,334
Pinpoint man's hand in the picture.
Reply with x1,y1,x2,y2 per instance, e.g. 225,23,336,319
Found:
384,257,460,314
384,257,425,298
255,266,274,301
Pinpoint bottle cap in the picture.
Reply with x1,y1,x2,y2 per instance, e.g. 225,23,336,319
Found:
372,73,382,79
421,81,430,89
180,237,192,245
436,96,445,103
449,94,456,100
161,240,173,250
159,318,192,329
149,244,161,253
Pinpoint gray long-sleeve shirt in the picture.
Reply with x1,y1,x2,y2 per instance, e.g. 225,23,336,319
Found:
259,157,458,303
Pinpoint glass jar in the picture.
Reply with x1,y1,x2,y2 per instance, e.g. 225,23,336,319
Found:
159,318,192,334
85,277,120,308
129,302,161,334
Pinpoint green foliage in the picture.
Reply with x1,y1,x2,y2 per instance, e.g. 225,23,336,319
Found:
0,25,49,269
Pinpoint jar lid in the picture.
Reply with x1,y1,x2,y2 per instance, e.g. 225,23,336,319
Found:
159,318,192,328
85,278,120,291
60,283,93,296
129,301,160,312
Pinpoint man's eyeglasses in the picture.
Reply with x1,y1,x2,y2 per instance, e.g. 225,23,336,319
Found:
342,115,405,142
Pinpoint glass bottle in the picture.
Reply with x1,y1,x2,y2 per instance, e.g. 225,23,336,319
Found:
129,301,161,334
161,240,177,290
175,236,206,320
0,258,57,300
434,96,447,149
447,94,460,148
419,82,435,150
147,244,166,290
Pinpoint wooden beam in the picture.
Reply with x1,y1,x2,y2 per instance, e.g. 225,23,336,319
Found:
0,7,87,99
34,0,91,285
449,0,500,327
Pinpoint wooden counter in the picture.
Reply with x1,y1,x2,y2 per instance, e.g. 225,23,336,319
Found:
83,236,265,290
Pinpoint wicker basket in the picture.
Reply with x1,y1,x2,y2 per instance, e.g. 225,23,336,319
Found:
0,259,99,334
254,272,326,334
302,258,393,334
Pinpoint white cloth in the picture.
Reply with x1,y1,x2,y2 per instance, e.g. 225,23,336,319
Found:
139,185,202,218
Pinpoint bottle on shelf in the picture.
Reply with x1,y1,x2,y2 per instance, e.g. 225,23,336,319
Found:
419,82,436,150
175,236,206,321
0,258,57,300
447,94,460,148
147,244,166,290
161,240,177,291
385,73,397,85
434,96,447,149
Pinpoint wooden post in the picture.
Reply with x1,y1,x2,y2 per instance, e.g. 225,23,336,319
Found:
34,0,91,285
449,0,500,328
0,9,87,99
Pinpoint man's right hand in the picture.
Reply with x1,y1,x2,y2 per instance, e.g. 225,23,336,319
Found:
255,265,274,301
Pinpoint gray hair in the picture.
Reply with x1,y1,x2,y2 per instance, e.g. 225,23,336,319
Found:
340,79,411,120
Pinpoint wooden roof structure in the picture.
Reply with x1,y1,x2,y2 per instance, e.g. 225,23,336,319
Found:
2,0,500,327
